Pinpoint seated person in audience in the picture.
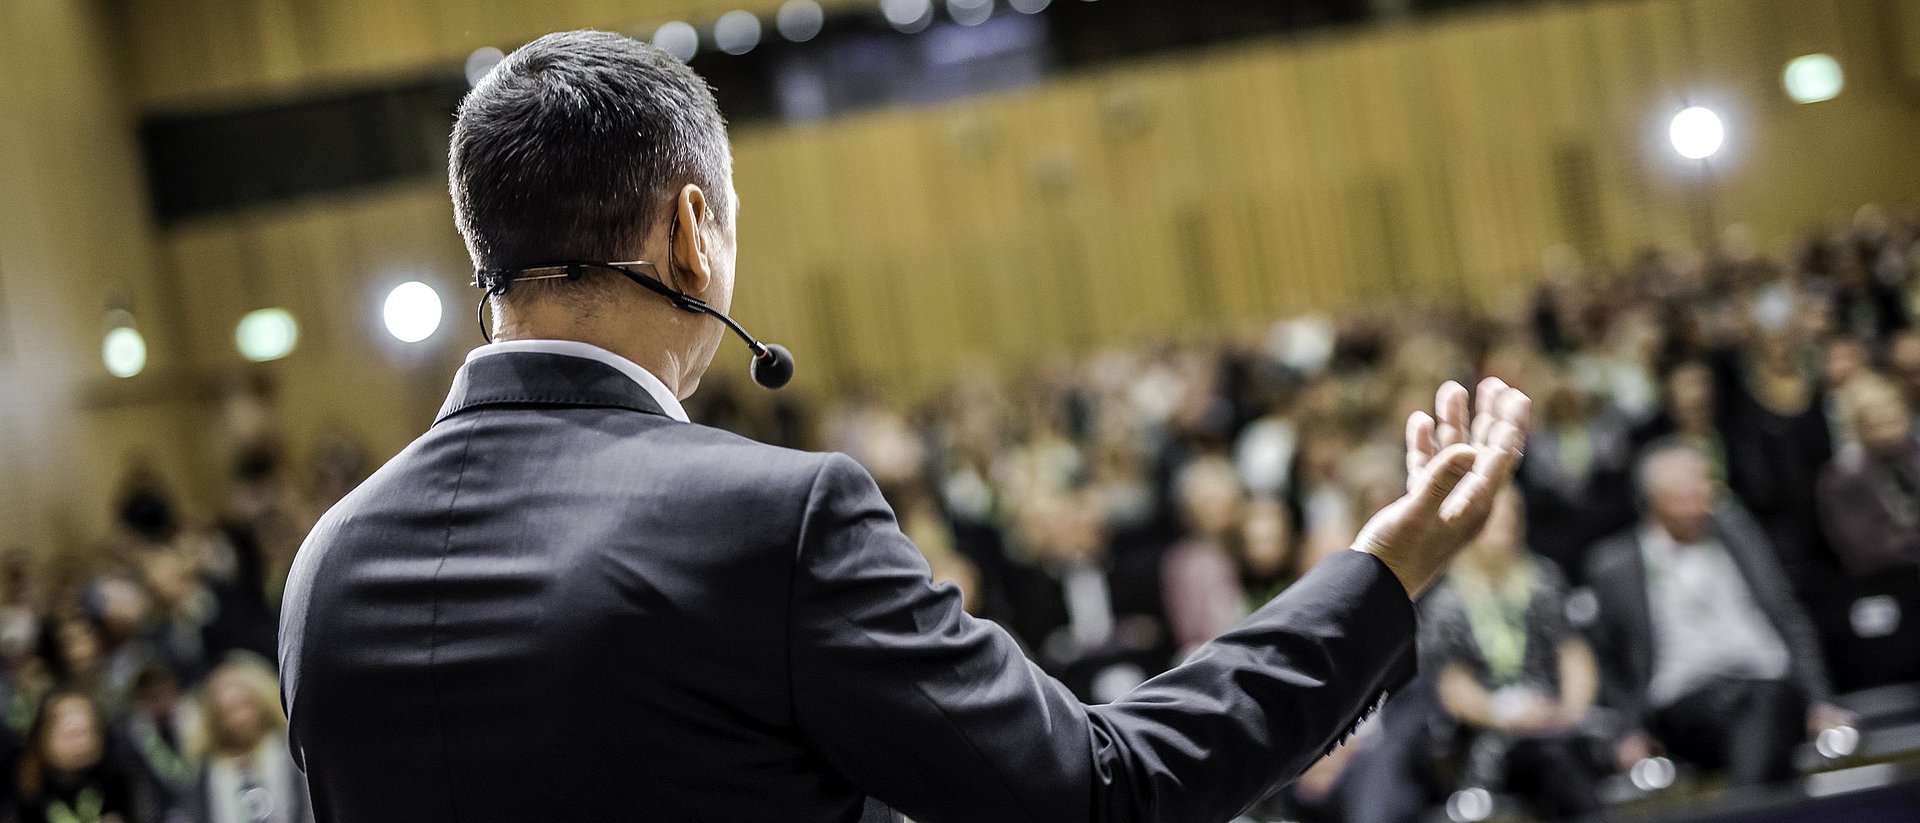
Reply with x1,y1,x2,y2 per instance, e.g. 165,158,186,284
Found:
116,664,195,823
1003,492,1164,702
186,654,312,823
1817,375,1920,578
1516,371,1636,584
1587,439,1854,787
1160,457,1250,656
13,691,131,823
1421,485,1599,819
1236,495,1297,606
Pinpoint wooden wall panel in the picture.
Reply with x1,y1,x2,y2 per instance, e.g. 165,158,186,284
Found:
7,0,1920,548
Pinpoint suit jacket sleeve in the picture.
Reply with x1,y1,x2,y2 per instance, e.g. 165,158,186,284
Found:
1720,505,1834,705
787,453,1416,823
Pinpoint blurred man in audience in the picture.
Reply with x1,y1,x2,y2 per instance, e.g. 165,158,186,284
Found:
1587,440,1851,787
1422,486,1600,819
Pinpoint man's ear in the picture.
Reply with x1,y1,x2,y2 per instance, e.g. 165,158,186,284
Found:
669,184,713,296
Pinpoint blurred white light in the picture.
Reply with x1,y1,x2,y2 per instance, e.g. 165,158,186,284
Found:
236,308,298,362
102,326,146,379
882,0,934,33
653,21,700,62
464,46,505,88
1784,53,1844,104
948,0,992,26
1009,0,1050,11
1816,725,1861,760
715,11,763,55
777,0,826,42
383,281,443,343
1445,788,1493,823
1668,106,1724,160
1629,756,1677,792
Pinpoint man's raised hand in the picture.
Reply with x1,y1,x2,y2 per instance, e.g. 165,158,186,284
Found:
1354,377,1532,597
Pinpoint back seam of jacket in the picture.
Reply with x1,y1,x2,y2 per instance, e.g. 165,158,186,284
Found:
425,414,481,820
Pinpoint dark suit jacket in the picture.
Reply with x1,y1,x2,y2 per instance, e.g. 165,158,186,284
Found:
279,352,1416,823
1584,504,1833,731
1816,441,1920,578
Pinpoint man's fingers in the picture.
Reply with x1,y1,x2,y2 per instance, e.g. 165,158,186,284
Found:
1413,443,1475,512
1471,377,1507,446
1497,386,1533,438
1440,422,1527,522
1435,381,1469,450
1406,411,1436,490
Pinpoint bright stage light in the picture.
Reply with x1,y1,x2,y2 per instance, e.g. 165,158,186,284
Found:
716,11,763,55
1008,0,1051,12
102,325,147,378
777,0,825,42
1668,106,1724,160
653,21,700,62
383,281,443,343
1783,54,1843,104
237,308,299,362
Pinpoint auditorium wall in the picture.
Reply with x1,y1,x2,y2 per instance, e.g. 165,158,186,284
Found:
3,0,1920,551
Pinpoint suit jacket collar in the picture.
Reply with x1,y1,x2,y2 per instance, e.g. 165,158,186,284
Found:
435,351,674,424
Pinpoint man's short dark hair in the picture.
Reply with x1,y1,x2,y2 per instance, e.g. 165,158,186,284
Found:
450,30,731,293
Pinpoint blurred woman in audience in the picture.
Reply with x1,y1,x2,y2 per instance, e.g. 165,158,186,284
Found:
187,655,311,823
14,691,131,823
1422,486,1601,820
1236,496,1297,607
1160,457,1249,656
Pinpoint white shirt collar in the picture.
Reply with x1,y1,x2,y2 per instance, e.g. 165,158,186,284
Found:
465,340,690,423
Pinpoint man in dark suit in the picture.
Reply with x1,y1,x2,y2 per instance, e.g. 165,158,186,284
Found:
1586,439,1853,787
277,31,1531,823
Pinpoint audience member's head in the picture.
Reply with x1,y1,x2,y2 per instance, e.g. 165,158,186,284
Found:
20,691,107,795
1851,375,1913,459
1888,330,1920,409
131,662,182,721
1663,360,1716,434
1174,456,1245,541
1238,497,1295,582
195,654,287,759
1637,440,1717,543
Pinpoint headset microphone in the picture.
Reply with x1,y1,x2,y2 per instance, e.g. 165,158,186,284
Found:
471,260,796,390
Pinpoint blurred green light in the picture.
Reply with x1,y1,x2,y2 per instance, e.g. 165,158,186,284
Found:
236,308,298,362
1783,54,1843,104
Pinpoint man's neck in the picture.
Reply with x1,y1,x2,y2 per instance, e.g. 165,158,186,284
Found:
1648,519,1707,547
493,305,692,398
